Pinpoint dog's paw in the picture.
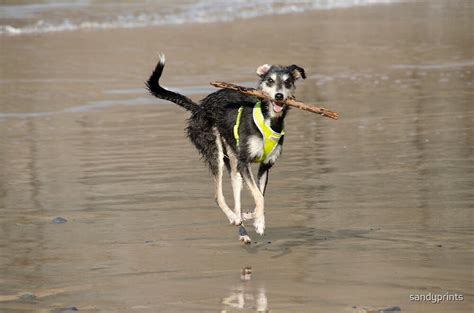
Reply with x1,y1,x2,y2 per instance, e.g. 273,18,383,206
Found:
239,235,252,244
242,211,255,221
254,217,265,236
232,217,242,226
227,213,242,226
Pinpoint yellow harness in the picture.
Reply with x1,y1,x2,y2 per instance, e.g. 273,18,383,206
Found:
233,101,285,163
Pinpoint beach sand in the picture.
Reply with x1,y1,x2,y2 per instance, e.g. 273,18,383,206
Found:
0,1,473,312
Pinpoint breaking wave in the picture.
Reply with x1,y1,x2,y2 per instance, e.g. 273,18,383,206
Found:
1,0,400,35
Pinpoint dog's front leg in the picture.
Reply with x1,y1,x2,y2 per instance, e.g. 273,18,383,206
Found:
214,130,239,225
257,162,273,195
226,147,251,243
231,170,252,243
240,163,265,235
227,146,243,223
230,170,243,222
239,163,273,223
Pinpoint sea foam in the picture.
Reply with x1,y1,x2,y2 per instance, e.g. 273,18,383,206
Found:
0,0,400,35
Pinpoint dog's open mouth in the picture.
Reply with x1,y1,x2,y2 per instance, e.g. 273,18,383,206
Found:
271,100,284,113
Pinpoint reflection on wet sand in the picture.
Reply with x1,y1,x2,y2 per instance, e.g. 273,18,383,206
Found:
221,287,268,313
221,268,268,313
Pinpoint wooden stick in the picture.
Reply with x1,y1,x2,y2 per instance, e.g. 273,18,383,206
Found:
210,81,338,120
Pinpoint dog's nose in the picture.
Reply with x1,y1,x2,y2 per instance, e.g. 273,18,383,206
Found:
275,93,284,101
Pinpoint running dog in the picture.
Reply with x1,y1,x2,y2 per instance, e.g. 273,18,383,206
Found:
146,54,305,243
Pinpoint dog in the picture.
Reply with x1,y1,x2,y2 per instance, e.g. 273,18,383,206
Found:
146,54,306,243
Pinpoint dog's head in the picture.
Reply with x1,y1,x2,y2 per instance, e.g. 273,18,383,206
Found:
256,64,306,116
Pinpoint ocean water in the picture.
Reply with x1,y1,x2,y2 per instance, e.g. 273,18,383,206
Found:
0,0,400,35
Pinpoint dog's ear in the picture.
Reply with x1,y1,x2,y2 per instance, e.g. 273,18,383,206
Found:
289,64,306,80
256,64,272,77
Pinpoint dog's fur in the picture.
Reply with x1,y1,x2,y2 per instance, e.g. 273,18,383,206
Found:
146,54,305,243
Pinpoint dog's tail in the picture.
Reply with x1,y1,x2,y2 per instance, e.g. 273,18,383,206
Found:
146,53,198,111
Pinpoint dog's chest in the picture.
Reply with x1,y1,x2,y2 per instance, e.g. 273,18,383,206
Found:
247,135,282,164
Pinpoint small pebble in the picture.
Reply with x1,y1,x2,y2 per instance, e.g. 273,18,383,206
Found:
267,241,271,244
378,306,401,312
52,217,68,224
436,244,443,247
19,292,37,302
52,306,78,313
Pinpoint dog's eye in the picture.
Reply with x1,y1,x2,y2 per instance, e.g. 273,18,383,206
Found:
284,81,292,88
267,78,274,84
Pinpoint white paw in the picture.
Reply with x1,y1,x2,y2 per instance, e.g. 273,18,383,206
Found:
239,235,252,244
242,211,255,221
227,213,241,226
233,217,242,226
254,217,265,236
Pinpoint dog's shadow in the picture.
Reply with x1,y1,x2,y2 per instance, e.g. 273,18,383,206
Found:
240,226,373,258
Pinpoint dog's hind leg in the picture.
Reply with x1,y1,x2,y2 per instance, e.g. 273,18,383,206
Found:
213,129,240,225
239,163,265,235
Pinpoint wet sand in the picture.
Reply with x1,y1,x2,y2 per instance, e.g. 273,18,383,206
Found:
0,1,473,312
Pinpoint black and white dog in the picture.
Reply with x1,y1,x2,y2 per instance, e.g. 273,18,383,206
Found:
146,54,305,243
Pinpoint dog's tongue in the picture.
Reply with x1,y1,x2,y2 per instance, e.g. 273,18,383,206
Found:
273,102,283,113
